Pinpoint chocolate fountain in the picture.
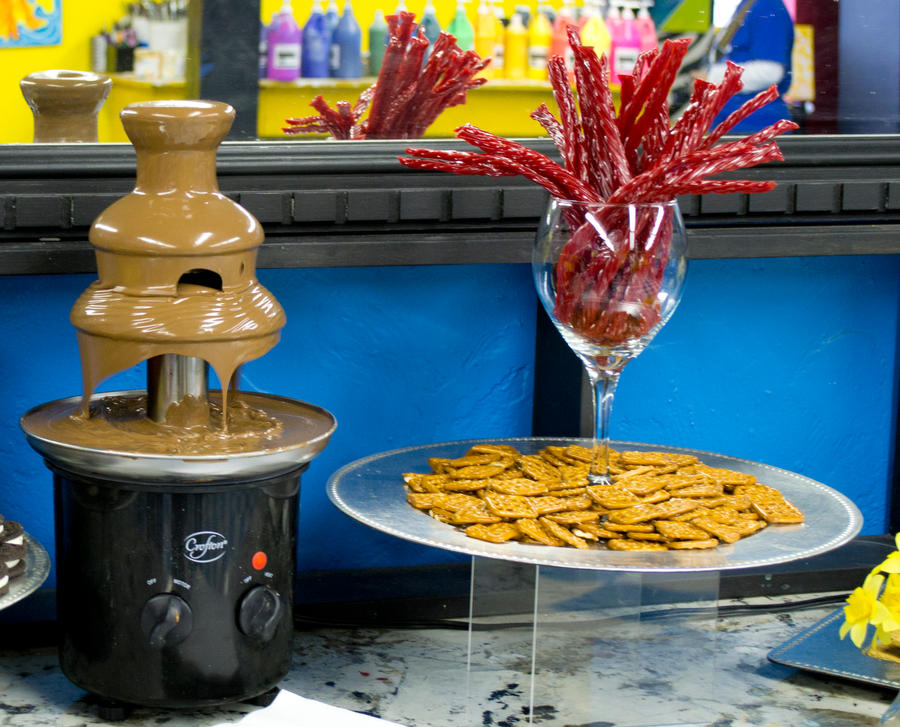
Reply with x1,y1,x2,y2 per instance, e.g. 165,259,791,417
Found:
19,70,112,142
20,100,336,709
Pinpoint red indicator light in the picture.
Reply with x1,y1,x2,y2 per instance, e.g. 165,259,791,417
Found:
251,551,267,570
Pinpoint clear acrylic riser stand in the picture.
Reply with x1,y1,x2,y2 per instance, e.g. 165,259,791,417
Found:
326,438,864,726
462,559,723,727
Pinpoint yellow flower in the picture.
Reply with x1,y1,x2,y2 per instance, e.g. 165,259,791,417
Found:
882,573,900,614
874,534,900,575
840,573,885,648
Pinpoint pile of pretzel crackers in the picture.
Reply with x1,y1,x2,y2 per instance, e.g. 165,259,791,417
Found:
404,443,804,551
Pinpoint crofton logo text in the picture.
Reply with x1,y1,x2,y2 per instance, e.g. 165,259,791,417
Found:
183,531,228,563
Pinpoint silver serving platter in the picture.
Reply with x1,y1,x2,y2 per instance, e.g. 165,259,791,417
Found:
769,608,900,688
327,437,863,572
0,533,50,611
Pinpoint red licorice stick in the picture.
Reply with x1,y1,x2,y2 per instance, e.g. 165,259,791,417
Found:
664,143,785,188
554,204,636,324
374,31,429,137
547,55,588,185
455,124,600,201
412,49,489,137
530,103,567,155
618,74,635,111
688,62,745,150
620,39,690,167
677,180,776,195
661,80,715,162
567,29,629,198
617,38,689,141
399,157,518,178
574,206,660,333
704,85,780,146
402,148,570,197
570,44,610,196
706,86,784,146
366,12,418,136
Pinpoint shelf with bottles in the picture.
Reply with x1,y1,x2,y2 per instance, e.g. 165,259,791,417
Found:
259,0,660,86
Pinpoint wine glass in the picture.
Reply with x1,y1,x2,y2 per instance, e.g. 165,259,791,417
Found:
533,198,688,484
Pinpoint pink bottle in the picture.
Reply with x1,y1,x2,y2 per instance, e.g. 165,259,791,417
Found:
549,0,575,73
266,1,302,81
608,4,640,83
635,0,657,54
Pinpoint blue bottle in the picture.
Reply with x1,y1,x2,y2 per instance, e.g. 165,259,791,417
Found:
330,0,363,78
324,0,340,39
301,0,330,78
419,0,441,63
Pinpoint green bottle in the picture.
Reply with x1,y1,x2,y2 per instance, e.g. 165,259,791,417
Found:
367,9,388,76
446,0,474,51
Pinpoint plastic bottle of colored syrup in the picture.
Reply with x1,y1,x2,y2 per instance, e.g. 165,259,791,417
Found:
447,0,475,51
579,0,610,57
527,5,552,80
491,0,505,77
325,0,340,39
266,1,301,82
504,12,527,79
330,0,362,77
420,0,442,63
474,0,496,77
367,9,387,75
259,14,272,79
301,0,330,77
608,3,640,83
550,0,575,72
635,0,657,53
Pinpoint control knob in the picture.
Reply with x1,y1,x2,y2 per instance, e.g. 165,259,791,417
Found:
140,593,193,649
238,585,283,642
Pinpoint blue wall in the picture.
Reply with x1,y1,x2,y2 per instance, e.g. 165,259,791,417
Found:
0,255,898,594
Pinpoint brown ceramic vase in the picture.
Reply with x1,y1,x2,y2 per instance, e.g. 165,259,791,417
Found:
20,70,112,142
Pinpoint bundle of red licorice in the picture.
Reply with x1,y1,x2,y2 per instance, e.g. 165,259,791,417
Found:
283,11,489,140
400,28,797,344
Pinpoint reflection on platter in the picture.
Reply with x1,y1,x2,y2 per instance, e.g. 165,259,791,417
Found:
0,533,50,611
769,609,900,689
327,438,863,573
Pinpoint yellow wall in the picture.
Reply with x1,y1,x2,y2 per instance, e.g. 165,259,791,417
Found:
1,0,124,142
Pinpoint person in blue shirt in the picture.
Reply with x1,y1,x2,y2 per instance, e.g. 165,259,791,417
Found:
706,0,795,132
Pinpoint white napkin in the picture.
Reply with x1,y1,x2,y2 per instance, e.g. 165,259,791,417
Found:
212,689,409,727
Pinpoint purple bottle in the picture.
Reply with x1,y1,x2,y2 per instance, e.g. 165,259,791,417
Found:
266,1,302,82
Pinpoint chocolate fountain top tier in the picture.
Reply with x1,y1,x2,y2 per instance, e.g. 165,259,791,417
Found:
89,100,263,260
20,70,111,143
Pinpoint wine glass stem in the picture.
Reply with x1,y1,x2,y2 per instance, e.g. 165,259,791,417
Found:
587,367,622,485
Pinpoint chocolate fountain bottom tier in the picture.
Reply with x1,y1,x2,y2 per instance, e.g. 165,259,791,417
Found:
52,462,302,708
20,391,336,484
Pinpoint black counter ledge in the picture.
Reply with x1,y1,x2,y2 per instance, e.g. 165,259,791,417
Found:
1,134,900,275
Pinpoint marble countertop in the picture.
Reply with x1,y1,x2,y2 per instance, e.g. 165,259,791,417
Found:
0,591,895,727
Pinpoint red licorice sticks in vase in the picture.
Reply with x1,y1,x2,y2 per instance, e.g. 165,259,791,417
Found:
400,27,798,344
283,11,489,140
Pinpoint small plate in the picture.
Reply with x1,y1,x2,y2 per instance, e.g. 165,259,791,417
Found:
768,608,900,688
0,532,51,611
327,437,863,573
